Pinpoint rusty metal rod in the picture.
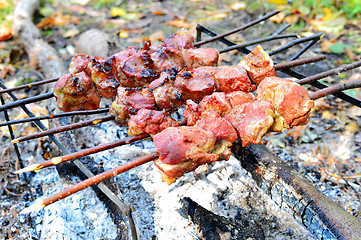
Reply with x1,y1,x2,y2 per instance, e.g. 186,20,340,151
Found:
14,133,151,174
275,55,327,71
0,108,110,127
289,39,319,61
268,32,324,56
309,79,361,100
20,152,159,214
0,92,54,112
219,33,299,54
194,10,280,47
0,77,58,94
11,114,115,144
296,60,361,85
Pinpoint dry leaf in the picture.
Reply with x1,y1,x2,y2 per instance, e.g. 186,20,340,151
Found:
118,30,129,39
22,126,38,136
284,14,299,24
213,12,228,19
109,7,126,17
0,22,12,41
152,10,165,16
320,8,333,21
313,98,330,111
320,39,335,53
229,2,247,11
149,30,165,42
345,122,359,133
270,11,286,24
167,20,190,29
354,157,361,163
321,110,333,120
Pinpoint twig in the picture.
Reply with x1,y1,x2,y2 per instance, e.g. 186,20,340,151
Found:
0,77,58,94
14,133,150,174
219,33,299,54
20,152,159,214
275,55,327,71
11,114,115,144
0,108,110,127
0,92,54,112
297,60,361,85
194,10,280,47
309,79,361,100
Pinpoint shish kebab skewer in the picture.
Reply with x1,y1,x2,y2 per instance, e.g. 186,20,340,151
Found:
19,75,361,214
9,51,326,144
17,53,357,173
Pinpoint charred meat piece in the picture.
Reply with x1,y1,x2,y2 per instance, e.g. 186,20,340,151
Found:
68,54,104,75
118,50,158,87
256,76,314,130
198,92,232,117
214,66,255,93
182,48,219,69
238,45,276,85
153,126,232,184
161,28,194,50
174,67,216,101
148,72,183,109
151,47,185,73
111,46,137,67
128,109,179,136
109,87,155,124
195,116,238,144
54,72,101,112
89,58,120,99
226,91,255,108
225,100,275,147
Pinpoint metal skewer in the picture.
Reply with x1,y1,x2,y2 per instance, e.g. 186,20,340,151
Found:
0,77,58,94
0,92,54,112
310,79,361,100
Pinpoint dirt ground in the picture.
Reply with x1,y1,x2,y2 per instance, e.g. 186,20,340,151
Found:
0,0,361,239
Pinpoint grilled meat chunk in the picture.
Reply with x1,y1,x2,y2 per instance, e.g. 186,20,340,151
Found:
174,67,216,101
151,47,185,73
128,109,179,136
68,54,104,75
89,58,120,99
256,76,314,130
148,72,183,109
54,72,101,112
153,126,232,184
182,48,219,69
226,91,255,108
214,66,255,93
195,116,238,143
225,100,275,147
161,28,194,50
109,87,155,124
238,45,276,85
198,92,232,117
111,46,137,67
117,50,158,87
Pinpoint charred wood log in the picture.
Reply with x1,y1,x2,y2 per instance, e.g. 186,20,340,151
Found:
232,143,361,240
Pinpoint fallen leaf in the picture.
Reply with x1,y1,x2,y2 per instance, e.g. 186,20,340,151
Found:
213,12,228,19
313,98,330,111
355,157,361,163
118,30,129,38
329,42,357,55
149,30,164,42
267,0,288,4
320,8,333,21
167,20,190,29
109,7,127,17
321,110,334,120
229,2,247,11
152,10,165,15
308,14,347,34
21,126,38,136
70,0,89,6
0,22,12,41
345,122,359,134
63,28,80,38
284,14,299,24
320,39,334,53
270,12,286,24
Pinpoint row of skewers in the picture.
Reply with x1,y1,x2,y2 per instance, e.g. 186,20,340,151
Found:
1,25,361,214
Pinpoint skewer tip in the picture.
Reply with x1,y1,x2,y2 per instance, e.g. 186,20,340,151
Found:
51,157,62,165
20,200,45,214
11,139,19,144
14,163,41,174
92,119,102,125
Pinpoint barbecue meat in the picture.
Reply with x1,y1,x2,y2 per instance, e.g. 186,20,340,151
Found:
151,47,185,73
183,99,201,126
256,76,314,130
54,72,101,112
89,58,120,99
153,126,232,184
226,91,255,108
148,72,183,109
68,54,104,75
111,46,137,67
214,66,255,93
225,100,275,147
174,67,216,101
109,87,155,124
182,48,219,69
117,49,158,87
238,45,276,85
128,109,179,136
161,28,194,50
195,116,238,143
198,92,232,117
